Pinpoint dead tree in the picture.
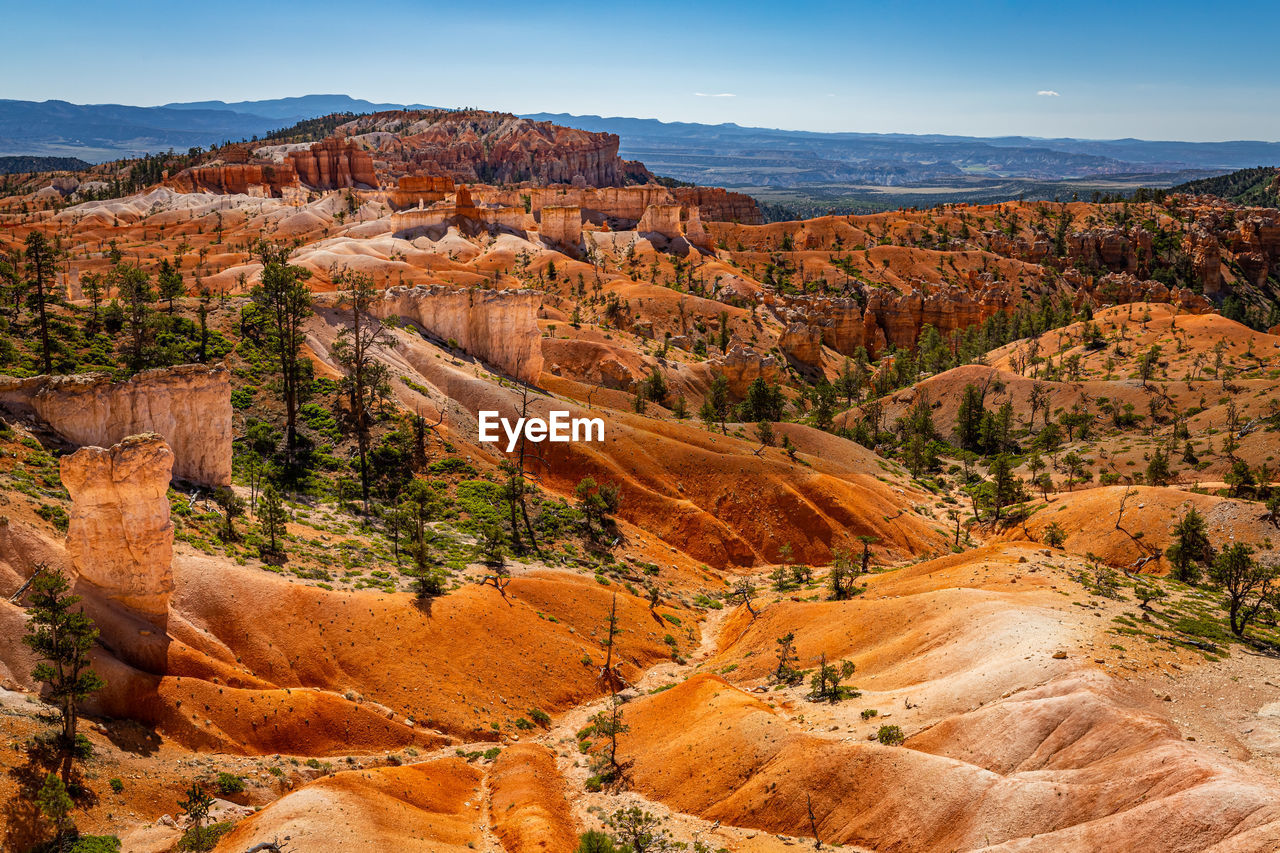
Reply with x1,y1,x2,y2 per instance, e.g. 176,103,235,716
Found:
807,793,823,850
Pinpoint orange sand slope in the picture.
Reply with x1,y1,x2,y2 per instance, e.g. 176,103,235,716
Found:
214,758,484,852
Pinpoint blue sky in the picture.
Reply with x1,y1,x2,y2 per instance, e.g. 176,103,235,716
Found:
4,0,1278,141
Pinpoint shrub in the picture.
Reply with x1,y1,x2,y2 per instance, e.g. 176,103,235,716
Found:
876,724,905,746
108,777,124,793
860,709,878,720
69,837,122,853
215,772,244,795
529,708,551,727
177,822,233,852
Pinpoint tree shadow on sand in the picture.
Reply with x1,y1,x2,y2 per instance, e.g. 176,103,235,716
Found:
1,735,99,852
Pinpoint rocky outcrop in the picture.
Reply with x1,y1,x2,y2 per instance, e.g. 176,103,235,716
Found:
390,186,527,236
387,174,455,210
638,204,683,239
1066,227,1152,275
166,163,300,197
1085,272,1210,312
335,110,648,187
1229,214,1280,287
60,434,174,621
775,284,1012,359
670,187,763,224
1184,227,1223,296
684,207,712,250
712,345,782,396
287,138,378,190
372,286,543,383
778,322,825,370
0,364,231,487
522,186,672,222
540,205,582,247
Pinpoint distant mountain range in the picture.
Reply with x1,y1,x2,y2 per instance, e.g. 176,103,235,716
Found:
527,113,1280,185
0,95,431,162
2,95,1277,200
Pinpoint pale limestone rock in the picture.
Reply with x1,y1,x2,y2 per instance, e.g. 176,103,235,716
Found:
0,364,232,487
540,205,583,247
638,203,684,240
372,286,544,383
60,434,174,621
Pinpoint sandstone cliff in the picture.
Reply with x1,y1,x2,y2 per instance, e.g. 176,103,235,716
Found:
288,138,378,190
670,186,763,225
778,322,825,370
711,345,782,396
60,434,174,621
638,203,684,240
165,163,300,197
0,364,232,487
540,205,583,247
371,286,544,383
336,110,649,187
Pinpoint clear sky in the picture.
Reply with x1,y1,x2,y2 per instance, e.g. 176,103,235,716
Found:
4,0,1278,141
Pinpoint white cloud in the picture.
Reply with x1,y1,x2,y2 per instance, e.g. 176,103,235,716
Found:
1037,90,1060,97
694,92,736,98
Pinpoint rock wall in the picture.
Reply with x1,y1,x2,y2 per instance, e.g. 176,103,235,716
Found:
388,174,455,210
775,285,1012,360
518,185,760,225
638,204,684,239
389,190,527,236
1184,227,1223,296
335,111,648,187
540,205,582,247
60,434,174,621
0,364,232,487
712,345,782,396
670,187,763,224
1082,272,1210,312
523,186,672,222
778,322,825,369
372,286,544,383
1229,214,1280,287
287,138,378,190
166,163,300,197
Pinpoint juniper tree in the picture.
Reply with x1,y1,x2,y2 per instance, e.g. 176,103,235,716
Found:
37,773,74,843
576,477,620,541
80,271,105,333
213,486,244,542
1167,507,1213,584
1209,544,1276,637
729,577,758,618
775,632,801,684
809,652,856,703
955,383,984,451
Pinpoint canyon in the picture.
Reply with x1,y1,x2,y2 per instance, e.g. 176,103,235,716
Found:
0,110,1279,853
